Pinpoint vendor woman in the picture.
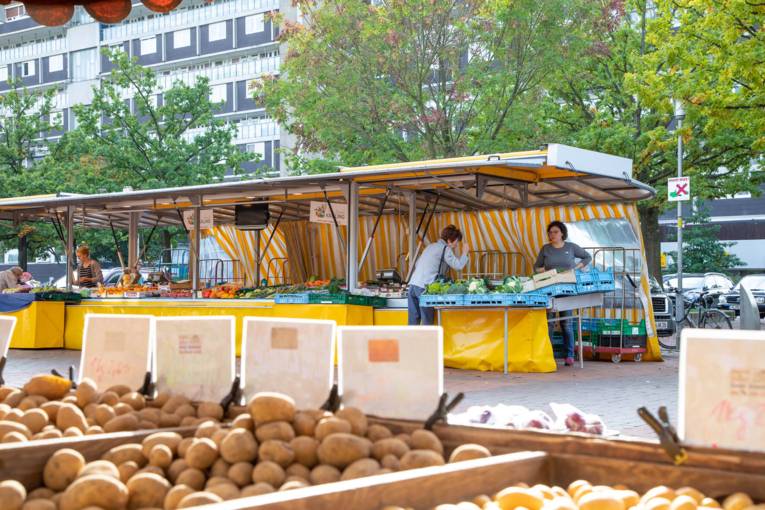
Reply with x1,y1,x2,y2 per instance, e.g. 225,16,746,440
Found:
408,225,469,325
534,221,592,366
73,244,104,288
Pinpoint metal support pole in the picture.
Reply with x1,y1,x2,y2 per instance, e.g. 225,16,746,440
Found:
128,212,141,270
358,188,391,269
255,230,261,287
675,112,685,328
65,207,74,291
347,181,360,291
193,206,201,296
408,192,417,276
503,308,508,374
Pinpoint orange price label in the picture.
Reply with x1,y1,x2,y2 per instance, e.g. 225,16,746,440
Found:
368,339,400,363
271,327,298,350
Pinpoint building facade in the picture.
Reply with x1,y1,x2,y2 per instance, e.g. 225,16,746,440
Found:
0,0,293,175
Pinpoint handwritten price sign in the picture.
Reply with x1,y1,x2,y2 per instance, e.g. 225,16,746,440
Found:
679,329,765,452
80,314,153,390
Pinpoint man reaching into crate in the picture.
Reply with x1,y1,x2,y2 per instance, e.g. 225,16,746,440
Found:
534,221,592,366
408,225,469,325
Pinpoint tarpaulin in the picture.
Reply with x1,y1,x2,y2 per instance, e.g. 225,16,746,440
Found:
0,293,35,312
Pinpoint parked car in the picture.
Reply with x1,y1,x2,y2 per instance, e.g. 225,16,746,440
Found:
717,274,765,318
649,277,675,337
663,272,733,307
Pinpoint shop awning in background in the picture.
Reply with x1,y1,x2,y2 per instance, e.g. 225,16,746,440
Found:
0,0,182,26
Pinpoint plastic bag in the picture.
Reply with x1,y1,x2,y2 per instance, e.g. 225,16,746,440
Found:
549,402,605,435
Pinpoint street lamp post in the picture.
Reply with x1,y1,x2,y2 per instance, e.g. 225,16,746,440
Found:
674,99,685,328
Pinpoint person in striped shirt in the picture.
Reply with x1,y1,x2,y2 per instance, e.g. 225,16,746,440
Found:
73,245,104,288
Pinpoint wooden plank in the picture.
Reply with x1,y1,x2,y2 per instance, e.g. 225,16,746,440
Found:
0,426,197,490
201,452,550,510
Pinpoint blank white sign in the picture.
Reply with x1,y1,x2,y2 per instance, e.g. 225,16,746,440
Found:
338,326,443,420
154,316,235,402
0,316,16,357
242,317,335,408
679,328,765,452
80,314,153,390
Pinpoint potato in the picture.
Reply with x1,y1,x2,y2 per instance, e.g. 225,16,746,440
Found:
103,444,145,467
315,417,352,441
142,431,183,458
642,487,676,505
231,413,254,431
248,392,296,426
256,421,296,443
21,500,56,510
251,460,286,487
672,495,699,510
341,458,380,480
259,439,295,468
76,378,99,408
240,483,275,497
98,391,119,406
23,375,72,400
34,429,63,440
185,438,219,470
0,387,17,402
177,438,194,458
126,472,171,510
103,384,130,396
290,436,319,468
27,488,55,500
175,404,196,420
701,498,721,508
194,420,218,439
159,413,182,428
0,420,32,439
59,474,129,510
4,408,24,422
207,482,240,501
335,407,368,436
56,404,88,432
309,464,341,485
317,433,371,469
112,403,134,416
86,425,105,435
163,484,195,510
646,498,672,510
410,429,443,455
371,438,410,460
280,479,310,491
677,488,705,504
180,416,197,427
149,444,174,469
149,391,171,409
103,413,139,433
43,448,86,490
137,407,161,424
212,428,257,464
579,492,625,510
167,459,189,484
495,487,545,510
223,462,252,487
177,491,223,508
448,444,491,463
4,389,25,408
78,460,120,480
175,468,205,491
568,481,590,497
381,454,400,471
0,479,26,510
2,431,27,442
63,427,83,438
18,397,42,412
286,462,312,480
399,449,445,470
723,493,753,510
228,405,249,419
395,433,412,447
161,395,190,414
196,402,224,421
118,461,140,483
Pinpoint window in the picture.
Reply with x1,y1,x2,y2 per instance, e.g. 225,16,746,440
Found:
71,48,98,81
244,14,264,35
0,67,7,82
208,21,227,42
140,37,157,55
48,54,64,73
21,60,36,77
5,4,26,21
210,83,227,103
246,142,265,156
49,111,63,128
174,28,191,48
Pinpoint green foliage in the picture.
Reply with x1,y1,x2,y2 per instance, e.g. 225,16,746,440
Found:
665,208,744,274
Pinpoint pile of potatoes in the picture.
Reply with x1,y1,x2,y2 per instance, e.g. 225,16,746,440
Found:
383,480,763,510
0,375,237,442
0,391,491,510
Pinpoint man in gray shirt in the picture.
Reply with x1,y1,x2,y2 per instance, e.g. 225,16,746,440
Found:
408,225,469,325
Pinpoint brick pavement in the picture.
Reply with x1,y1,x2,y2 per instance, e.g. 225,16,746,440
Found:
3,347,678,439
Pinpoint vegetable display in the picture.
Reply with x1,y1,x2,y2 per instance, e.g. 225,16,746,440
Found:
426,277,526,296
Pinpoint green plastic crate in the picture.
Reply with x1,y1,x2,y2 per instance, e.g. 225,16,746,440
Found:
34,292,82,303
307,293,370,306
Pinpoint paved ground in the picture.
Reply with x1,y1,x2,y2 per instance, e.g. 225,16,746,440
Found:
3,346,678,439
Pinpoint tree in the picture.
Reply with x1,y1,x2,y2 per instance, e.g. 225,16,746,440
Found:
665,207,744,274
73,48,252,190
261,0,594,166
0,81,62,267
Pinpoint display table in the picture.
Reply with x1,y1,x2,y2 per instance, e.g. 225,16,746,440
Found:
1,301,65,349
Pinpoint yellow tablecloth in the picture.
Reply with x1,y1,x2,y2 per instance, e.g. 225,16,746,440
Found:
2,301,64,349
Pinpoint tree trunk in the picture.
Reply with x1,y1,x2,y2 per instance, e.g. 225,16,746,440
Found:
18,234,28,271
162,230,172,264
638,204,663,281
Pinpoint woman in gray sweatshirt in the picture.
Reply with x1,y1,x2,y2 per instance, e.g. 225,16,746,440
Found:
534,221,592,366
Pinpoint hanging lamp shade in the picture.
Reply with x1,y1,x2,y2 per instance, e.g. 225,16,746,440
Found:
0,0,188,26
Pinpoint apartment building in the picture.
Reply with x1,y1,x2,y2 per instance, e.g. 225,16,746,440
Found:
0,0,292,175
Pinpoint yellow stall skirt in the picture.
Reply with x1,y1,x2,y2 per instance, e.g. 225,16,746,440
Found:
3,301,65,349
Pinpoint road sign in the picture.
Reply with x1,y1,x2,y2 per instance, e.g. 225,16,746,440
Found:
668,177,690,202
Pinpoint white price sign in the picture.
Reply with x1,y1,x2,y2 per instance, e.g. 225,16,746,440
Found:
668,176,690,202
183,209,214,230
0,316,16,358
309,201,347,226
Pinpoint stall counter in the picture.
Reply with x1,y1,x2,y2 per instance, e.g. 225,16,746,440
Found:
2,301,65,349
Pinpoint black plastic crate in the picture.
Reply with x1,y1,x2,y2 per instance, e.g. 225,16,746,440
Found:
596,334,647,349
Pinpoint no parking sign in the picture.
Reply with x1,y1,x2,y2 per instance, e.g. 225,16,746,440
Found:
668,177,690,202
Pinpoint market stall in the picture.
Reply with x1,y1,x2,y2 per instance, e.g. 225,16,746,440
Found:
0,144,658,370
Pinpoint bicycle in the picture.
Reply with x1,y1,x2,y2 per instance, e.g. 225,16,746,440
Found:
658,291,732,349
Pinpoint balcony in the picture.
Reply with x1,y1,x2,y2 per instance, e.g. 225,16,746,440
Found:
156,53,279,91
0,36,66,66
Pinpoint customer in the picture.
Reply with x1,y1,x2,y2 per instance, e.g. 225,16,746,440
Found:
534,220,592,366
0,266,23,291
408,225,469,325
73,245,104,288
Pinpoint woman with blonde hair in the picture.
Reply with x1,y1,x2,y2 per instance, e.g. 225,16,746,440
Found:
73,245,103,288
